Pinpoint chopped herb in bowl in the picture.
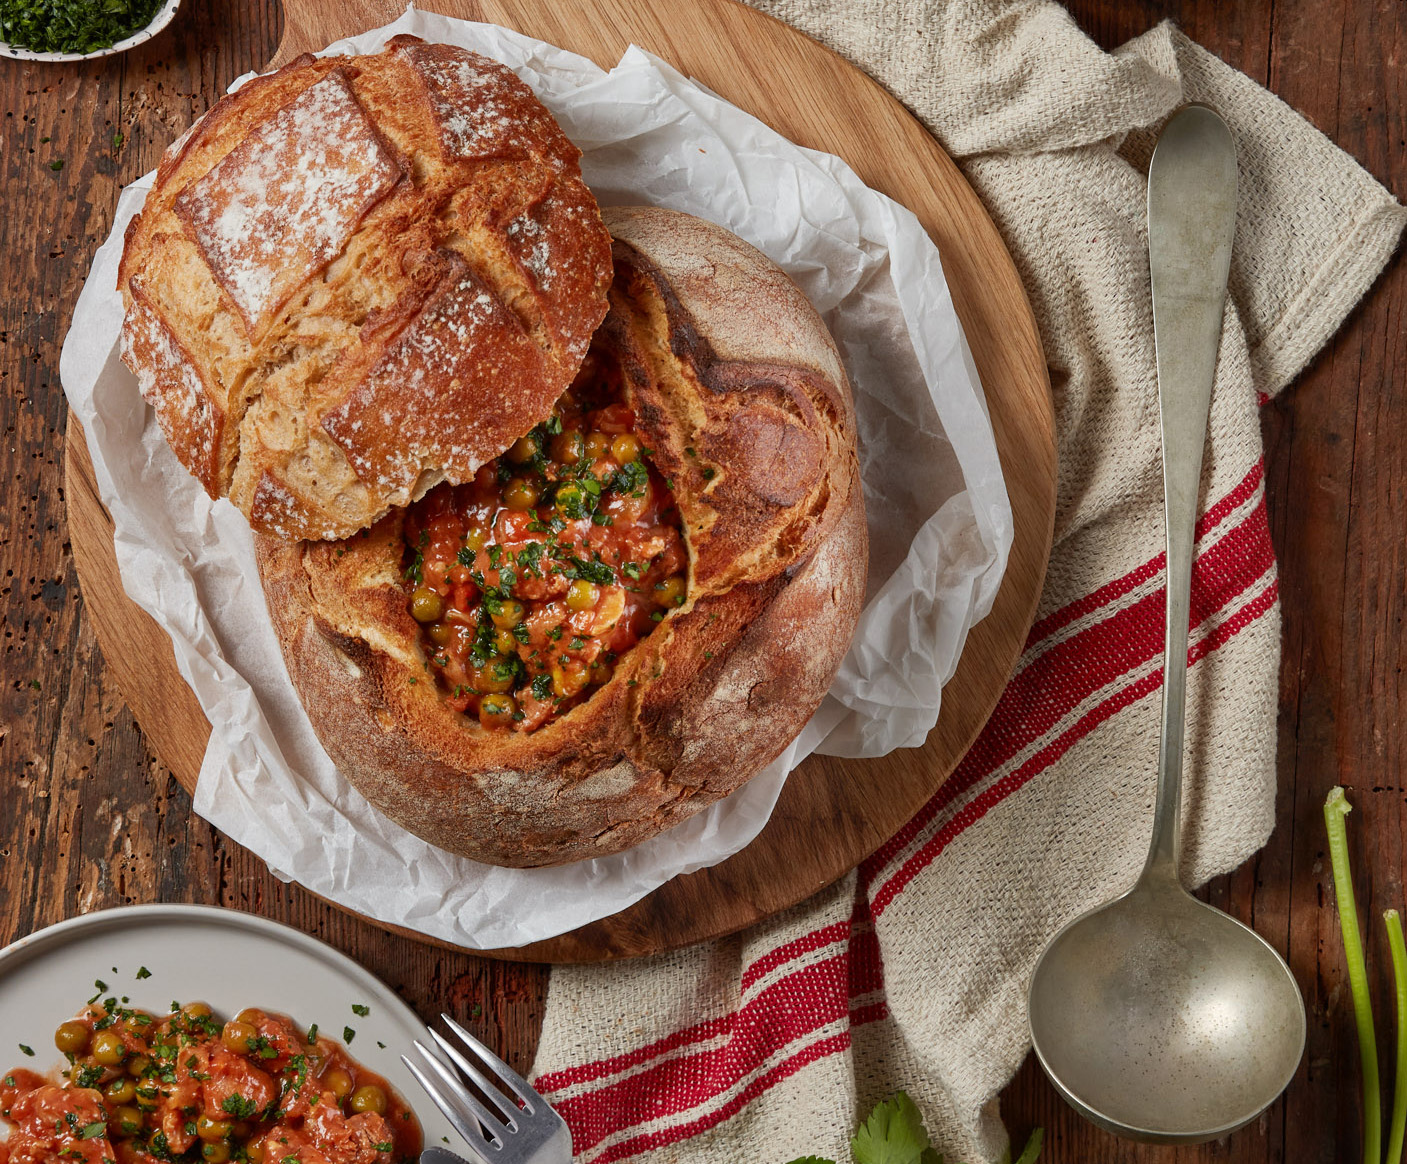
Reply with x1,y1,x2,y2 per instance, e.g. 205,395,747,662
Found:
0,0,166,56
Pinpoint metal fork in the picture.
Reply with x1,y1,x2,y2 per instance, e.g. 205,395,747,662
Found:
403,1013,572,1164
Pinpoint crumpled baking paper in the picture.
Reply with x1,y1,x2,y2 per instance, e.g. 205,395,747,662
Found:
59,6,1012,949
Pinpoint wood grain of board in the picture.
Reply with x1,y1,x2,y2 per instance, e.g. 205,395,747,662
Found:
62,0,1056,962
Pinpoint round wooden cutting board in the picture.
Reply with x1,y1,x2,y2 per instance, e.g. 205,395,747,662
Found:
63,0,1055,962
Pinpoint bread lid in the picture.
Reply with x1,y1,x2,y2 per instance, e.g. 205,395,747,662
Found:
118,36,613,542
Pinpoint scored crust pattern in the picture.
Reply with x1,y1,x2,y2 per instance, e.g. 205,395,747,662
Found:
119,37,613,541
174,70,404,334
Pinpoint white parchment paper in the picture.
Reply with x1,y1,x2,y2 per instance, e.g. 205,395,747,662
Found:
59,7,1012,949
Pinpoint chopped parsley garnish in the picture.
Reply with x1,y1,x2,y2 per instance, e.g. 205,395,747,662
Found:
78,1121,107,1140
552,481,589,520
305,1024,318,1045
350,1004,370,1017
561,555,614,585
284,1053,308,1094
18,1045,34,1057
0,0,166,53
342,1027,356,1045
608,461,649,496
135,966,151,980
73,1065,104,1089
516,541,545,577
221,1095,259,1120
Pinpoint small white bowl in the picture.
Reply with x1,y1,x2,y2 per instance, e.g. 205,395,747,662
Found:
0,0,180,62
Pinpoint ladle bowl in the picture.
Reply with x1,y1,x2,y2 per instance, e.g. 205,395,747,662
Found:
1029,876,1305,1141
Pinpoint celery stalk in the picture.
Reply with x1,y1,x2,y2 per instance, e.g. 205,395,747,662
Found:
1009,1128,1043,1164
1386,909,1407,1164
1325,787,1380,1164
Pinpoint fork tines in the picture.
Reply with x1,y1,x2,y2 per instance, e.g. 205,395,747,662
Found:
402,1013,571,1164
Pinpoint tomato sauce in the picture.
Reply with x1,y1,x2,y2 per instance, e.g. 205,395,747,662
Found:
402,345,689,732
0,1002,420,1164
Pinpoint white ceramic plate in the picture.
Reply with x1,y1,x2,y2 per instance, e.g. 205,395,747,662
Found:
0,0,180,62
0,904,457,1151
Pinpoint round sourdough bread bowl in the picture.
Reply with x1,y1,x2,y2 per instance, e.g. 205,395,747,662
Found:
254,206,869,867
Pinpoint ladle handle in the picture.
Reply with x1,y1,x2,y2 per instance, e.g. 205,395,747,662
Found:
1143,106,1237,887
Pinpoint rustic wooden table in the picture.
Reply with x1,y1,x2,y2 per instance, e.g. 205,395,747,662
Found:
0,1,1398,1160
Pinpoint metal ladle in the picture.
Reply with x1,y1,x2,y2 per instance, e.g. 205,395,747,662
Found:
1025,105,1306,1142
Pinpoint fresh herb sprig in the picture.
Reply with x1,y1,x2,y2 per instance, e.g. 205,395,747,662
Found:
785,1091,1041,1164
0,0,164,54
1327,787,1382,1164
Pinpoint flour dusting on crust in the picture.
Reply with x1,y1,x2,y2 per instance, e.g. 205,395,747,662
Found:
122,281,223,490
322,255,547,498
395,39,570,165
174,69,403,334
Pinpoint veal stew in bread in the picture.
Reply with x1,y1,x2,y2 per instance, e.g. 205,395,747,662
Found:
0,1000,419,1164
403,342,689,732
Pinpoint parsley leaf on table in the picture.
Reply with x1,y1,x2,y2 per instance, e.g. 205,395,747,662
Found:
851,1092,931,1164
785,1092,1041,1164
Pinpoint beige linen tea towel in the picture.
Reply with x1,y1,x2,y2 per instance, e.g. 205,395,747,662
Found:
529,3,1407,1161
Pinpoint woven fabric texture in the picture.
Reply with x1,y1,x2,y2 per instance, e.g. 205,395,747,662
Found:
529,5,1407,1161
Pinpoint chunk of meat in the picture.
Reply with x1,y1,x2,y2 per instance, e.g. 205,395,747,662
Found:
200,1043,277,1119
1,1082,113,1164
